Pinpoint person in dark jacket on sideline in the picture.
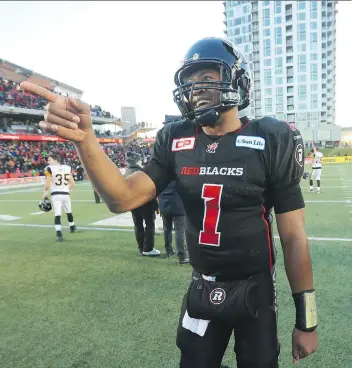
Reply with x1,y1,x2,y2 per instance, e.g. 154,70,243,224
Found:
93,190,101,204
158,181,189,264
124,151,160,256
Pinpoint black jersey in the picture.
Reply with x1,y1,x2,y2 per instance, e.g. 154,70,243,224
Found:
144,116,305,278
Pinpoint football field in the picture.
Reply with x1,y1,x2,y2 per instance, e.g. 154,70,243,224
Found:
0,164,351,368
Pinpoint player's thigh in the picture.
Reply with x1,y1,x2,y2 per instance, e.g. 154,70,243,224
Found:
315,169,322,180
311,169,317,179
62,195,72,213
52,196,63,216
234,270,279,368
176,292,233,368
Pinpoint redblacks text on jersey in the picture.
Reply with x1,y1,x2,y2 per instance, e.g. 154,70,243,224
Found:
143,117,305,279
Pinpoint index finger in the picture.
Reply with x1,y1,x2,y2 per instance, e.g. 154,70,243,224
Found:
20,81,58,103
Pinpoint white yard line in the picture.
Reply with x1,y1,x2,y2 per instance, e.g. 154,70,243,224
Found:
305,200,351,203
0,215,22,221
0,199,96,202
321,174,344,177
0,182,91,195
304,179,346,181
0,222,351,243
301,186,347,189
0,188,94,195
0,188,44,195
0,199,351,204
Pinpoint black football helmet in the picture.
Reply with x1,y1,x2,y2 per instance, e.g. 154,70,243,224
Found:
302,171,310,180
39,198,52,212
173,37,252,126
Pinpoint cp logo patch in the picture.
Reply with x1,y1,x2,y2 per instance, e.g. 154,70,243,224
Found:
209,288,226,305
171,137,196,152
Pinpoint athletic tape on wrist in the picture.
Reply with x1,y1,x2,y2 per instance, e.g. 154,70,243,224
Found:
292,289,318,332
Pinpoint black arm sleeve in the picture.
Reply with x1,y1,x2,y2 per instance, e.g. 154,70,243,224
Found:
269,122,305,214
143,128,174,196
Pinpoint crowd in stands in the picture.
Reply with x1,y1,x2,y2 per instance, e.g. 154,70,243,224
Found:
0,77,114,119
1,117,156,144
90,105,115,119
0,78,47,110
0,121,41,135
0,140,152,176
0,76,157,141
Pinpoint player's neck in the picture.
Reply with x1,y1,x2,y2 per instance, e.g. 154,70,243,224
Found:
201,109,242,136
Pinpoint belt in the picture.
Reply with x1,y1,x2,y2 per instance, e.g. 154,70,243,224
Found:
192,270,239,282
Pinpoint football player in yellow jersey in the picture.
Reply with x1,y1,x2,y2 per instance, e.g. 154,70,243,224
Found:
43,154,76,241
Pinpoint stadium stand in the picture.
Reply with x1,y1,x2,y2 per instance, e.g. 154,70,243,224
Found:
0,58,157,139
0,57,157,181
0,139,152,178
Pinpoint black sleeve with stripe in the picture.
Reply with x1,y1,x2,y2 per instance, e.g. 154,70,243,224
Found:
264,119,305,214
142,127,174,196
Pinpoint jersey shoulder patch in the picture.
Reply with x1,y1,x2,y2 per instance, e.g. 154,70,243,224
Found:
156,119,196,154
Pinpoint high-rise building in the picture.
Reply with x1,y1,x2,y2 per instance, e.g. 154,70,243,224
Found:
223,1,339,143
121,106,137,131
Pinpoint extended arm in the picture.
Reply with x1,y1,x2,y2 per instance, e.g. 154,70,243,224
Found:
75,131,161,213
19,81,169,214
43,176,51,198
68,174,75,191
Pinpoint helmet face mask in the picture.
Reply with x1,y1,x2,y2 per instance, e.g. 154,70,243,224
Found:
173,38,252,126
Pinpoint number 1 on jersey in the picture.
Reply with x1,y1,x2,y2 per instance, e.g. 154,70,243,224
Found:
199,184,223,247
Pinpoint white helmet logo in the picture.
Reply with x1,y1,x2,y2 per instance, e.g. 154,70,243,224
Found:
192,53,200,60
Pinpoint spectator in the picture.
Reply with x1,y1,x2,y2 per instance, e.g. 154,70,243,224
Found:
93,190,102,204
124,151,160,257
0,78,113,117
76,164,84,181
158,181,189,264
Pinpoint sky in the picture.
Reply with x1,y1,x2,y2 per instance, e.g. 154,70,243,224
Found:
0,1,351,128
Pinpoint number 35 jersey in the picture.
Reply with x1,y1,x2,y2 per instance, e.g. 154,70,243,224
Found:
44,164,72,195
144,116,305,278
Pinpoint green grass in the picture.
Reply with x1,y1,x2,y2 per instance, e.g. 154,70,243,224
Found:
0,165,351,368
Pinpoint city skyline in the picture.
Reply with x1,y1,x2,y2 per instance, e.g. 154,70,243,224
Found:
224,0,340,142
0,1,351,130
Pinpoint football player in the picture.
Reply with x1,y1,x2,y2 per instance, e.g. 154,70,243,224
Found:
309,147,323,193
43,154,76,241
22,37,318,367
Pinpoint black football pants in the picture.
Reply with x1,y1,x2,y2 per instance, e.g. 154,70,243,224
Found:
176,270,279,368
93,190,101,203
131,207,155,253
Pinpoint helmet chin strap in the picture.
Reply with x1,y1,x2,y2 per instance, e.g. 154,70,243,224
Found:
193,94,222,127
195,105,233,127
195,109,220,127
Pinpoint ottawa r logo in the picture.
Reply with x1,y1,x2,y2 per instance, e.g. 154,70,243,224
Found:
295,143,303,167
210,288,226,305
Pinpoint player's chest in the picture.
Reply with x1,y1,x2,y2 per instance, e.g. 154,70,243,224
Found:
171,134,268,201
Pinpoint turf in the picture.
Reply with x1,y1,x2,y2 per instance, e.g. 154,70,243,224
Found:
0,164,351,368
